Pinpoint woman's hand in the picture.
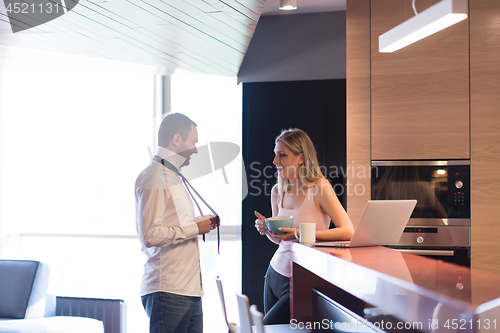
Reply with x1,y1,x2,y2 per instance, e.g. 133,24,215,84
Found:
254,211,267,235
254,211,284,245
273,227,298,241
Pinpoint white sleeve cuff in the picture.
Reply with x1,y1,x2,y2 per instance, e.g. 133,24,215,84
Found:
184,221,200,238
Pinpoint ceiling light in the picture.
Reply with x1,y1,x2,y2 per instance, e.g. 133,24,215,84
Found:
279,0,297,11
379,0,468,53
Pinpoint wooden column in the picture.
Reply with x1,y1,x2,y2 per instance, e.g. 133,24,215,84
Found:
346,0,371,226
470,0,500,276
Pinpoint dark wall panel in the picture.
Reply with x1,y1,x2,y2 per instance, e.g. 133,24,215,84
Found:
242,79,346,311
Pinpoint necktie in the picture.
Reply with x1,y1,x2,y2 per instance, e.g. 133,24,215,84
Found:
153,155,221,254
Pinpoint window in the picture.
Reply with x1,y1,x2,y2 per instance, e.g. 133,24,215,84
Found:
0,55,242,331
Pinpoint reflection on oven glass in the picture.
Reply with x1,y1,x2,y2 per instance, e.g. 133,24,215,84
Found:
372,166,447,218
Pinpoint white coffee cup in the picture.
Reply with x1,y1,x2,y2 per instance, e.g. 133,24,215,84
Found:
299,223,316,243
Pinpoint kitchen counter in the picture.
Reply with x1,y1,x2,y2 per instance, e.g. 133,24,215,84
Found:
291,243,500,332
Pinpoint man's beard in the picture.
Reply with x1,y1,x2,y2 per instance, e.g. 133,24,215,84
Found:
180,156,190,168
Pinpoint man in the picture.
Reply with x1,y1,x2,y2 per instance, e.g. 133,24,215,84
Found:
135,113,216,333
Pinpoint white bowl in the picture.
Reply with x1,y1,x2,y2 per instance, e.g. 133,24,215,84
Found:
265,216,294,235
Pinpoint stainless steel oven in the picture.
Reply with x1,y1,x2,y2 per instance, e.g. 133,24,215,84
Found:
371,160,470,267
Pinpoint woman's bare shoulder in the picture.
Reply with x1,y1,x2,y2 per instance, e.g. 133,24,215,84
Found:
271,183,280,197
314,178,331,190
312,178,335,199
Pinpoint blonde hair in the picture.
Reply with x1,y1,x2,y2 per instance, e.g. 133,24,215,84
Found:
275,128,325,194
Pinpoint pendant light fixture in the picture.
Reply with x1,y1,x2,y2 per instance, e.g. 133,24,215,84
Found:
379,0,468,53
279,0,297,11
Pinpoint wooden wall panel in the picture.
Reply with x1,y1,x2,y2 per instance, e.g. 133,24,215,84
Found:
346,0,371,226
370,0,469,160
470,0,500,276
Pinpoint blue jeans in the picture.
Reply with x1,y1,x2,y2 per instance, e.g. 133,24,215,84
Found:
141,291,203,333
263,265,290,325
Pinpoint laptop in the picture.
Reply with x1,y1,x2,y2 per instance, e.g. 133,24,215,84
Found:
310,199,417,248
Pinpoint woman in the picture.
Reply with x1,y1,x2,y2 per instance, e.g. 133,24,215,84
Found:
254,128,354,325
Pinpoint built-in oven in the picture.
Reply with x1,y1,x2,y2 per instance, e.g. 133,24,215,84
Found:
371,160,470,267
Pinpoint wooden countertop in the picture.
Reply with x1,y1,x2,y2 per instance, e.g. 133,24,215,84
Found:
292,243,500,332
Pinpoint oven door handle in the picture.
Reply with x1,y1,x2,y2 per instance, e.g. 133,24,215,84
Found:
394,249,455,256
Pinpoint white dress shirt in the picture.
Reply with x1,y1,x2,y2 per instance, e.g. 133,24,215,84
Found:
135,146,203,297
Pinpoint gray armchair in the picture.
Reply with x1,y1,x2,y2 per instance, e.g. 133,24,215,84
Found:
0,260,103,333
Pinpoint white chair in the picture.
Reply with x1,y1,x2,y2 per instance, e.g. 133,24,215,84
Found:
215,277,238,333
236,293,311,333
249,305,265,333
236,293,253,333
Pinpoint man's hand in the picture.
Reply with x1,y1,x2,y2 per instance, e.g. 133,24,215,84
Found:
195,216,212,235
210,215,220,230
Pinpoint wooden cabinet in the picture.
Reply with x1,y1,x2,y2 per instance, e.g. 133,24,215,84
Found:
347,0,470,225
470,1,500,276
346,0,371,225
347,0,500,276
370,0,470,160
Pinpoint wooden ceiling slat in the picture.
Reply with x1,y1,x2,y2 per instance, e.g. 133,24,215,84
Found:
206,11,256,37
102,32,231,76
0,30,84,56
70,2,141,34
225,0,266,15
122,0,176,25
56,6,239,72
0,5,62,33
140,0,249,52
120,1,244,62
130,1,247,56
143,24,242,67
25,28,125,61
129,7,242,58
51,11,126,39
42,21,151,63
182,0,217,13
60,8,240,72
85,1,241,66
135,26,240,72
77,0,142,29
22,17,181,68
4,15,148,64
121,30,217,71
106,36,190,66
0,14,88,55
204,0,262,23
183,0,259,31
0,0,265,75
0,33,64,54
180,4,256,41
64,6,203,67
0,15,14,30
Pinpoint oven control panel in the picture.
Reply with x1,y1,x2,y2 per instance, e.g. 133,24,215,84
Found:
396,226,470,247
404,227,437,233
448,164,470,218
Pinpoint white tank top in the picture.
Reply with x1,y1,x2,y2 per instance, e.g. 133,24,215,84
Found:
269,186,330,277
